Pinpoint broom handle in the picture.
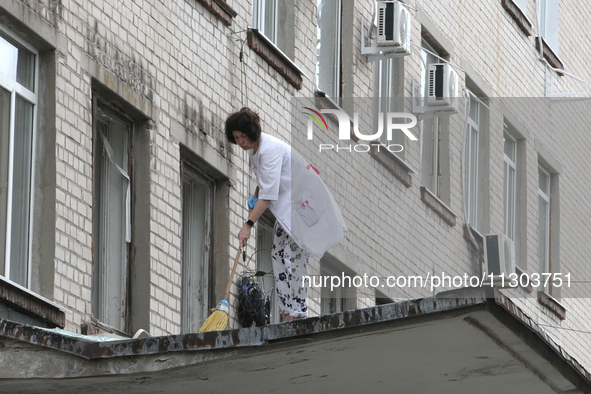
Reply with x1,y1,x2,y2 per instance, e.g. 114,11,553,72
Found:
224,248,242,299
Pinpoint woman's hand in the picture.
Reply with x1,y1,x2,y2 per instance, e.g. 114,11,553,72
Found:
238,223,252,249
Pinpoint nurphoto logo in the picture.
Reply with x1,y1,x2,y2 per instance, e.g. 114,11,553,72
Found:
303,106,418,153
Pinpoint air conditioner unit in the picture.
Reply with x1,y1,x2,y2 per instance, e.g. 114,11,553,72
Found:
377,1,412,54
484,234,515,277
427,63,459,111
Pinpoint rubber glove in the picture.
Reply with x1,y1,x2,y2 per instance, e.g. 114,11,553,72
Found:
248,196,258,210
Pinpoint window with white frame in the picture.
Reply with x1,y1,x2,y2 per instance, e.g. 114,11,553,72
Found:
320,257,355,315
253,0,277,43
503,130,517,242
538,165,551,294
420,40,442,193
316,0,341,98
256,215,279,324
466,95,480,228
92,99,134,333
0,28,37,289
180,161,214,333
253,0,292,54
539,0,559,52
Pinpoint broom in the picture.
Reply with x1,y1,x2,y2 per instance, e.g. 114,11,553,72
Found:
198,247,242,332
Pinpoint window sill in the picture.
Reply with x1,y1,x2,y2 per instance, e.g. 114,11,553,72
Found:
420,186,457,226
247,28,304,90
0,276,68,328
535,37,564,70
537,291,567,320
370,146,414,188
501,0,533,36
463,224,483,251
195,0,237,26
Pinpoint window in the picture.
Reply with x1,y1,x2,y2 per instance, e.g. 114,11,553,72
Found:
539,0,559,52
256,215,279,324
420,40,442,194
92,99,134,332
503,130,517,241
376,56,405,152
466,95,480,228
538,166,551,294
320,257,355,315
253,0,292,55
0,28,37,288
253,0,277,43
180,161,214,333
316,0,341,98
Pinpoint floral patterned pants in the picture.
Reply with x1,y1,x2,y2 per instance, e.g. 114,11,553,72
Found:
272,223,310,318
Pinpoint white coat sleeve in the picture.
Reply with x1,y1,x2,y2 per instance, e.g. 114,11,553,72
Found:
257,148,282,201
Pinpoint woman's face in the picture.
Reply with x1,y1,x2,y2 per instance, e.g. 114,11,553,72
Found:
232,131,256,150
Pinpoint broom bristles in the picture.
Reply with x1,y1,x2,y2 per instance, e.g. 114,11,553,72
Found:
198,310,228,333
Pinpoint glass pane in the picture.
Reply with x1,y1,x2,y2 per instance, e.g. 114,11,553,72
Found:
504,133,516,163
94,106,130,331
506,166,516,240
263,0,277,42
10,95,34,286
317,0,340,98
469,98,479,124
0,32,35,91
468,127,478,226
0,87,11,277
538,167,550,195
181,170,211,333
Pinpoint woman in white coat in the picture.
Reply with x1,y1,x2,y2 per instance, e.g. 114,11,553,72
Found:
225,107,347,321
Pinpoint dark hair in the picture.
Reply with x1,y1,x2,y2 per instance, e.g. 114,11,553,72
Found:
224,107,262,144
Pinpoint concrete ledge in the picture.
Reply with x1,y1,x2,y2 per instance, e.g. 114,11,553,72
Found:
194,0,237,26
501,0,533,36
537,291,567,320
370,147,413,188
0,277,66,328
535,37,564,71
420,186,457,226
247,28,303,90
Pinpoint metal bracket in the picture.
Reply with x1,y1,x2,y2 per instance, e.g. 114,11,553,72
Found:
411,79,458,119
361,22,410,62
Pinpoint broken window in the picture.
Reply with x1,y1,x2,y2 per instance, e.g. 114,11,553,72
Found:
92,99,133,333
180,161,214,333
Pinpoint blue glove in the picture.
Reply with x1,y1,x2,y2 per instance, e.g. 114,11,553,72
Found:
248,196,258,210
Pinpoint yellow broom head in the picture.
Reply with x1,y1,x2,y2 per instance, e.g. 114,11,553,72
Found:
198,298,229,333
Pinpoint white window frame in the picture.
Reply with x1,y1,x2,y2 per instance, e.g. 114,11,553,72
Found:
316,0,342,98
503,130,517,241
420,40,442,194
538,166,551,294
180,161,214,333
538,0,559,52
467,96,480,228
0,26,38,289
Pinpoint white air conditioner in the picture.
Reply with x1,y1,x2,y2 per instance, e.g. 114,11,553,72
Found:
484,234,515,278
377,1,412,54
427,63,459,111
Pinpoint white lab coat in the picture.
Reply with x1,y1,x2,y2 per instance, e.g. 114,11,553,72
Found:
250,133,347,260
